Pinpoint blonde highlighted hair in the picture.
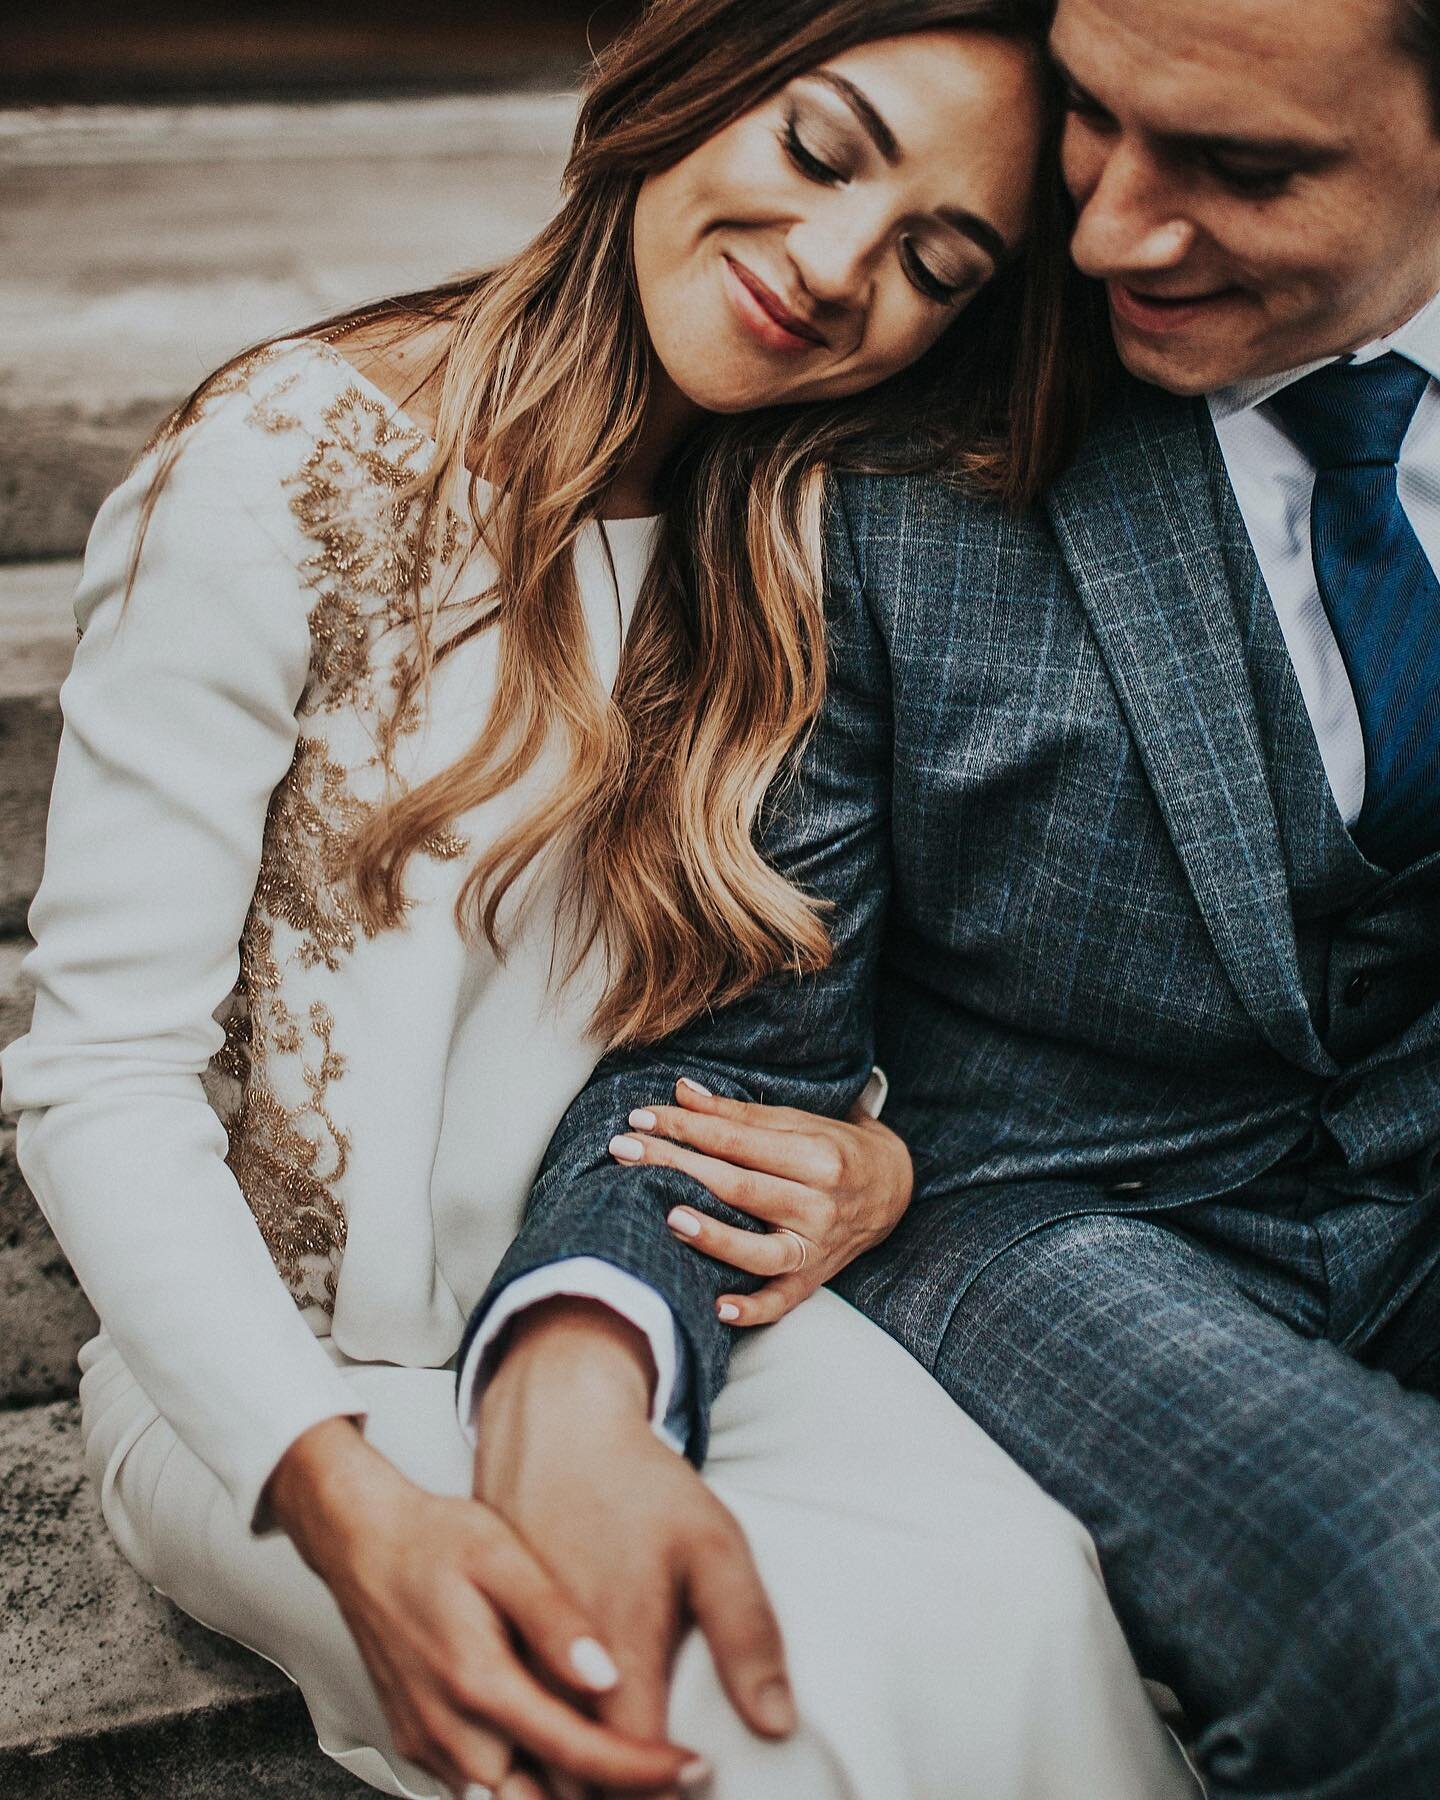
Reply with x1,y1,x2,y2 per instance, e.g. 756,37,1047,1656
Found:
137,0,1109,1049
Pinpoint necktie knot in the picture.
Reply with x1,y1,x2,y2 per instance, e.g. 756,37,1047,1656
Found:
1268,351,1431,471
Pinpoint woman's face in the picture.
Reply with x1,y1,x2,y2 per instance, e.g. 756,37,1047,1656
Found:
632,29,1044,414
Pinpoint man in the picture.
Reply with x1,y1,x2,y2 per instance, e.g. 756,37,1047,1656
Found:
464,0,1440,1792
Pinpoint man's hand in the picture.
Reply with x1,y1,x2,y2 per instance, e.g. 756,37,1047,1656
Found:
264,1417,697,1798
474,1298,797,1792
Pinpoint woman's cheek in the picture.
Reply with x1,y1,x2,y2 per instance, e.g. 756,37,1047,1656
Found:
843,313,934,394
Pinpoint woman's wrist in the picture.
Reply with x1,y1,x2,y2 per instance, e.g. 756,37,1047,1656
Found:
262,1415,404,1574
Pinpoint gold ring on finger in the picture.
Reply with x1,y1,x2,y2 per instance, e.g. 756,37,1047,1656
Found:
775,1227,808,1271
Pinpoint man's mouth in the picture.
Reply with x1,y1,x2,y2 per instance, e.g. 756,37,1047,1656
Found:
722,256,829,351
1107,280,1240,336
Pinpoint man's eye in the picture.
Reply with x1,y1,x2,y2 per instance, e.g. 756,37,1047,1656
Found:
782,119,844,186
1205,157,1294,198
1062,85,1113,127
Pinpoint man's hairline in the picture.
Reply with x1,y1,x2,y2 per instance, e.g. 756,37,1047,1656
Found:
1047,0,1440,143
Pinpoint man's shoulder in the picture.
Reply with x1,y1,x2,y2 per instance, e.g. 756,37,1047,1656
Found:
829,377,1199,553
827,453,1045,576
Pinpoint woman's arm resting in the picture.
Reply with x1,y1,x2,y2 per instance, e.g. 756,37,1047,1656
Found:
616,1079,913,1326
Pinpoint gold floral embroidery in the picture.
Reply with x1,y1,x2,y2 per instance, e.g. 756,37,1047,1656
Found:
304,591,370,712
142,343,289,456
254,737,372,972
289,388,433,645
212,980,350,1309
247,369,303,436
203,349,473,1311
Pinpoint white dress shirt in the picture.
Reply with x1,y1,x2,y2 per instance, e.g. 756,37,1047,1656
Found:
1208,286,1440,825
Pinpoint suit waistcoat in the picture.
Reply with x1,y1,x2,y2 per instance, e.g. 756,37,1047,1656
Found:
1206,427,1440,1169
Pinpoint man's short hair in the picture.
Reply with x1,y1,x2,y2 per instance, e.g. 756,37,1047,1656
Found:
1396,0,1440,126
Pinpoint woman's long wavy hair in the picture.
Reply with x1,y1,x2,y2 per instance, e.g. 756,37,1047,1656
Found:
140,0,1109,1049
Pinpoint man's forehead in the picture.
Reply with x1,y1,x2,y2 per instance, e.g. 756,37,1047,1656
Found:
1051,0,1399,128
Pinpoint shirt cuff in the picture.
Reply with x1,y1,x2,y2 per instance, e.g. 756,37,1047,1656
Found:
456,1258,689,1454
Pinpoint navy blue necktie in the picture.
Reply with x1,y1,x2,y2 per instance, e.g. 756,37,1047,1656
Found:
1268,352,1440,867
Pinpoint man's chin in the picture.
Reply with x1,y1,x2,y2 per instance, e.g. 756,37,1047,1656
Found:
1111,327,1234,398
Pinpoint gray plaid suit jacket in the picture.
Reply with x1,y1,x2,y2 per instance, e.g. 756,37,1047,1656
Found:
456,375,1440,1457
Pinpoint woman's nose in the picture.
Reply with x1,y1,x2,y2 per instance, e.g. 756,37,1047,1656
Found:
785,213,879,309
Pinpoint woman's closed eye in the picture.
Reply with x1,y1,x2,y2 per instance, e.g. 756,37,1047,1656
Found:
780,114,974,307
781,114,849,186
901,240,967,306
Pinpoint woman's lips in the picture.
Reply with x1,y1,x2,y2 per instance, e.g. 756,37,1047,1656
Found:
1108,280,1239,336
722,256,828,352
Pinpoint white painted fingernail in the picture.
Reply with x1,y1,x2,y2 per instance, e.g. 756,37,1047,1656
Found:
678,1076,712,1096
668,1207,702,1238
462,1785,494,1800
754,1677,797,1735
679,1759,712,1790
569,1635,619,1691
629,1108,658,1130
609,1134,644,1162
717,1302,741,1322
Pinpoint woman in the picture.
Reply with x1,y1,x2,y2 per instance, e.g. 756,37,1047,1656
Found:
1,2,1196,1796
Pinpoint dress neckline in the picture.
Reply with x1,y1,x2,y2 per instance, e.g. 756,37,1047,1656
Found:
292,336,663,536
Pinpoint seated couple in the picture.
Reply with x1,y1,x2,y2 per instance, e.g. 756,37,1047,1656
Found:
6,0,1440,1794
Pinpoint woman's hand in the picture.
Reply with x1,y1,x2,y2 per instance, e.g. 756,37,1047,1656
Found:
609,1078,914,1327
262,1417,700,1799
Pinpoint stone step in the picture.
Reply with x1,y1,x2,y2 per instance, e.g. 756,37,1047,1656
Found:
0,561,75,934
0,925,101,1412
0,693,59,938
1,94,572,560
8,3,623,107
0,1398,369,1794
0,1123,96,1409
4,1694,374,1800
2,925,97,1411
0,932,38,1048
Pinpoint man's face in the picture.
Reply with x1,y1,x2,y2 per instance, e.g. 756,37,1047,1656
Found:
1052,0,1440,394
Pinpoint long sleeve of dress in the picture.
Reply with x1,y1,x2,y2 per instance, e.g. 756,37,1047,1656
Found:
1,392,364,1527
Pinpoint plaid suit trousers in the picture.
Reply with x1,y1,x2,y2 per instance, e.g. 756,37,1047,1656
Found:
935,1157,1440,1800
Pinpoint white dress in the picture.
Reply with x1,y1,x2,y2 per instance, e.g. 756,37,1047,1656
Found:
1,339,1198,1799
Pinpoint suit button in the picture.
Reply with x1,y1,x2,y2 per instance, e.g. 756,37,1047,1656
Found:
1343,972,1372,1006
1107,1178,1148,1194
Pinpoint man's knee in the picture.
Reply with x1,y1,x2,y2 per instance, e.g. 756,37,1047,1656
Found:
951,1212,1199,1344
1192,1486,1440,1793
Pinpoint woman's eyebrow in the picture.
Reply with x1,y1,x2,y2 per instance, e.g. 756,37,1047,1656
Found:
808,70,900,164
805,68,1010,266
936,206,1009,266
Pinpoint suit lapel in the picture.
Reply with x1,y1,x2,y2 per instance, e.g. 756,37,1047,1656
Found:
1045,382,1330,1071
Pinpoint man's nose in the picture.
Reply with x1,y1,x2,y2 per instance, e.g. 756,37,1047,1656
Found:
1070,141,1196,278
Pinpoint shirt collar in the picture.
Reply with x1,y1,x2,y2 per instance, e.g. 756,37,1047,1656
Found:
1207,286,1440,424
